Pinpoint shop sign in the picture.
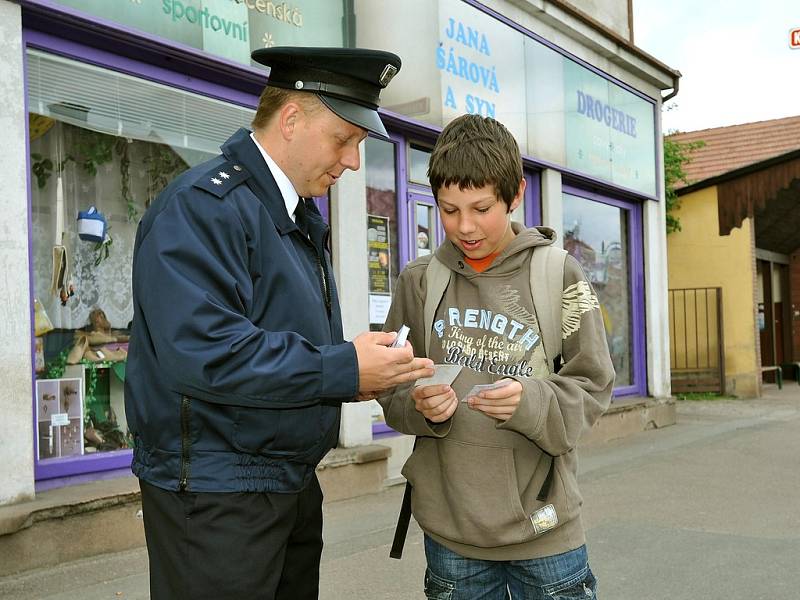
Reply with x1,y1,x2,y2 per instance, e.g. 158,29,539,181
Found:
436,0,528,151
791,28,800,48
47,0,344,66
563,59,656,196
367,214,391,325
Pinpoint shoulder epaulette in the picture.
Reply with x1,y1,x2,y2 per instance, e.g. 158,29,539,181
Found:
192,160,251,198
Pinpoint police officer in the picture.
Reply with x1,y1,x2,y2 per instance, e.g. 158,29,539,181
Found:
124,47,433,600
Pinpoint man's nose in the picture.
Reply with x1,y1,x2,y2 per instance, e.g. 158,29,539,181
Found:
340,144,360,171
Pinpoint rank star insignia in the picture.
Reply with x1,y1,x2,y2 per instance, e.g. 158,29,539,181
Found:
211,177,223,185
218,171,230,179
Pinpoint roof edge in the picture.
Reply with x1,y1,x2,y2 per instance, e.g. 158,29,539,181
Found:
676,148,800,196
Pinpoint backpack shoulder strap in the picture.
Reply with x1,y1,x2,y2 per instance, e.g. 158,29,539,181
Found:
529,244,567,502
423,255,452,357
530,245,568,367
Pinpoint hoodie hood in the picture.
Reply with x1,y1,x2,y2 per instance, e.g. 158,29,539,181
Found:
434,222,557,276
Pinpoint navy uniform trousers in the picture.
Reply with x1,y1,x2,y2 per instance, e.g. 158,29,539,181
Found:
140,476,324,600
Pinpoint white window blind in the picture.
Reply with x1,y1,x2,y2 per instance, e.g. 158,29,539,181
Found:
26,49,255,154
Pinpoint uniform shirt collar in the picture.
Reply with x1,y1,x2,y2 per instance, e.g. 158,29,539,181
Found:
250,132,299,222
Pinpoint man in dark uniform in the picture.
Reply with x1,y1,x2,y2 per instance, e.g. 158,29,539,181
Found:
124,47,433,599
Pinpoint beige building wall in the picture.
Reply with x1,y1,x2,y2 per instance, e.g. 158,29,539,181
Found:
667,187,759,397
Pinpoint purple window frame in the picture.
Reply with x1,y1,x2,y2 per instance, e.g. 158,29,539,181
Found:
23,31,260,483
562,184,647,397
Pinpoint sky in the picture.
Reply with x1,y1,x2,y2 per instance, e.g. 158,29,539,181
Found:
632,0,800,133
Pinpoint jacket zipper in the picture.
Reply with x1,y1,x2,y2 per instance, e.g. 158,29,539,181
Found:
315,252,331,315
178,395,191,492
301,229,332,316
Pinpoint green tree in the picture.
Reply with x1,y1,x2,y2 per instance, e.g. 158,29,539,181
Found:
664,136,704,234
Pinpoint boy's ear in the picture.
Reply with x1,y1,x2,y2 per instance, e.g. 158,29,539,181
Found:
509,178,526,212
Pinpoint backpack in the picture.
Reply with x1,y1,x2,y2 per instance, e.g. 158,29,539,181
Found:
390,244,568,559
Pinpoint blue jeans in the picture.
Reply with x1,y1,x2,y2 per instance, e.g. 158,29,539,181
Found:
423,535,597,600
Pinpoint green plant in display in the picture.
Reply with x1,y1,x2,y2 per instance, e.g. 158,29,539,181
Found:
116,138,138,222
74,129,115,177
43,348,70,380
80,359,99,408
93,226,113,266
30,153,75,189
146,145,186,205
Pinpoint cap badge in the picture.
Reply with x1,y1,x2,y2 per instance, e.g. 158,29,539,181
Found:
379,64,398,87
294,81,304,90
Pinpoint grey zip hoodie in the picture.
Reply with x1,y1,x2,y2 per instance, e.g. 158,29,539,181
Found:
378,224,615,560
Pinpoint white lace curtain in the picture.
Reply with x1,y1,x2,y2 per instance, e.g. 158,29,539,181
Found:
32,120,147,330
27,49,255,331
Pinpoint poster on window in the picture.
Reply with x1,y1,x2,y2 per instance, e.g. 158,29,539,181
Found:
368,215,391,295
368,214,391,325
36,378,84,460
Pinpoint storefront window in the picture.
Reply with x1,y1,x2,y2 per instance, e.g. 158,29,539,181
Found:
365,136,400,431
562,193,632,386
365,136,400,329
29,50,254,476
408,144,432,186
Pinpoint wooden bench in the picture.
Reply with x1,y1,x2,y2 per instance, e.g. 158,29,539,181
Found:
780,362,800,385
761,365,783,389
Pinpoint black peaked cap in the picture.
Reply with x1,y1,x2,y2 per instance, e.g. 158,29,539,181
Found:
252,46,402,140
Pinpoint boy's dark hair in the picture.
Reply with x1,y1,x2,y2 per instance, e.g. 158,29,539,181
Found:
428,114,523,211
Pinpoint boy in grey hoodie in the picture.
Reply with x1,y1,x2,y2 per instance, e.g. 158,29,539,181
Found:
378,114,615,599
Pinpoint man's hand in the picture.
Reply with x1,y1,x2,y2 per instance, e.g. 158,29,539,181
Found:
353,331,434,393
412,384,458,423
466,378,522,421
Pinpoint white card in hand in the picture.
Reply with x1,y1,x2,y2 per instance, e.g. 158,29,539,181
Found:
390,324,410,348
414,364,463,388
461,380,512,402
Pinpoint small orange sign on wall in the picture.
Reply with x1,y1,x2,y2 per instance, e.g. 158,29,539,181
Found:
791,28,800,48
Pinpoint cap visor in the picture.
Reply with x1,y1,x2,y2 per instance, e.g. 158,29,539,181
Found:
318,96,389,140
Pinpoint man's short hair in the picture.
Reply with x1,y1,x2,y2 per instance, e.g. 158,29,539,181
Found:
251,86,322,131
428,114,523,211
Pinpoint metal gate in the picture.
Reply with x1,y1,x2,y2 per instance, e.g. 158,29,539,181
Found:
669,287,725,394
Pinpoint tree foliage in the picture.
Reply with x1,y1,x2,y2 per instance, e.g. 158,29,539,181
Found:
664,137,705,234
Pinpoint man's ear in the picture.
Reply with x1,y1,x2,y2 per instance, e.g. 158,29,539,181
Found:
509,177,526,212
278,101,302,141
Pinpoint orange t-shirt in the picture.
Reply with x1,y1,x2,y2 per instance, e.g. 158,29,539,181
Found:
464,252,499,273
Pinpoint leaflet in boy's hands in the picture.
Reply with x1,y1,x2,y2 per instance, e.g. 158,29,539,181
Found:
414,364,462,387
461,380,512,402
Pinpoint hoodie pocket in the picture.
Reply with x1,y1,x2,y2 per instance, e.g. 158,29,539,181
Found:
404,438,533,548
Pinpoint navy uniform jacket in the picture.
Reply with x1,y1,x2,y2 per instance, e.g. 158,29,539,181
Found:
124,128,358,493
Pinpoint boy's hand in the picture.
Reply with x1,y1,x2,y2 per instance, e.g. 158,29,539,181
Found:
412,384,457,423
467,378,522,421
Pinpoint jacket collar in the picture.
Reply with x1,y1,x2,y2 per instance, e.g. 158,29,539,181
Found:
221,128,297,235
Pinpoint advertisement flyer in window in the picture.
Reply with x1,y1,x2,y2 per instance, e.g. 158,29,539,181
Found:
36,378,84,461
367,214,391,324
